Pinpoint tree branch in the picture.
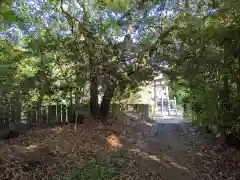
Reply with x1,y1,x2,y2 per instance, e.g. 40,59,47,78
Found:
60,0,97,42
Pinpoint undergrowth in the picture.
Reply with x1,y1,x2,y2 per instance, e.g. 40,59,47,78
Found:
64,150,126,180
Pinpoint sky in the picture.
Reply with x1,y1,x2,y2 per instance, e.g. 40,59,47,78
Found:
2,0,183,45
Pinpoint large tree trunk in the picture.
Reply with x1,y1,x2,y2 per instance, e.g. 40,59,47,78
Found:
89,59,100,118
219,42,232,133
80,0,99,119
69,87,73,122
14,89,21,121
36,89,45,124
100,85,115,120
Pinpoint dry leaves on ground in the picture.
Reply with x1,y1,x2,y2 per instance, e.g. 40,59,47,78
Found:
0,117,159,180
1,115,240,180
0,121,106,180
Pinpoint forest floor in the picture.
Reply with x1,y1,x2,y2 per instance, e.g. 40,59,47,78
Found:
0,113,240,180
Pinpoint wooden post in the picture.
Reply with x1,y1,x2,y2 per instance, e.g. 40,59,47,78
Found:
3,104,6,123
66,104,68,122
35,109,37,124
60,104,63,123
56,101,58,123
145,104,149,118
46,105,49,124
174,97,177,115
40,105,42,124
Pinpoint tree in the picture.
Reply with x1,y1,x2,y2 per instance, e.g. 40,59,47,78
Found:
154,0,240,136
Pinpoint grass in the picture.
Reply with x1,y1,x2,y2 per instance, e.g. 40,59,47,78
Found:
64,150,126,180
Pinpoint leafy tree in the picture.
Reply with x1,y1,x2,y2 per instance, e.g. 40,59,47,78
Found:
4,0,240,138
158,0,240,136
1,0,179,122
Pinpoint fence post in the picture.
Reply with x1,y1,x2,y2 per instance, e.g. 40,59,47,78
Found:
174,97,177,115
161,96,163,114
66,105,68,122
144,104,149,119
167,97,170,116
60,104,62,123
46,106,48,124
56,101,58,123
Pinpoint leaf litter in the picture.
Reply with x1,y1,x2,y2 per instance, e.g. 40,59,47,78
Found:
0,116,240,180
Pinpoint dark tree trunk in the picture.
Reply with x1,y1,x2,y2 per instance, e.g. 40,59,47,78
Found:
36,89,44,123
69,87,73,122
100,85,115,120
219,75,232,128
219,42,232,133
89,58,99,118
90,75,99,118
14,90,21,121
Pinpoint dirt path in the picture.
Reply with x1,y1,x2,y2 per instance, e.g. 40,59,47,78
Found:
116,113,240,180
0,115,239,180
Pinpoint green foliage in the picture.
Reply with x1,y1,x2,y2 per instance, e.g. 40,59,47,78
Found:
0,0,25,29
94,0,131,12
163,0,240,136
6,0,240,133
65,160,117,180
65,150,125,180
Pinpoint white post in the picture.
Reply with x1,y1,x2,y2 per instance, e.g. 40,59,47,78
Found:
166,86,170,115
153,80,156,116
161,95,163,114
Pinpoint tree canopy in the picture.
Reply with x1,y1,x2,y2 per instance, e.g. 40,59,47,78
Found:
1,0,240,136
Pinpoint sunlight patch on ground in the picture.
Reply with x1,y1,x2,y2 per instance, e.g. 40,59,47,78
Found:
129,148,141,153
129,149,171,168
196,152,204,156
106,133,123,149
134,151,190,172
162,155,174,162
51,127,64,135
144,121,155,127
151,115,180,120
148,155,171,168
125,112,141,119
161,116,176,120
149,155,161,161
150,154,189,171
26,144,38,151
169,161,189,172
162,155,189,172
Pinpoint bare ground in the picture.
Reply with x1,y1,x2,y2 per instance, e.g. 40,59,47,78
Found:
0,114,239,180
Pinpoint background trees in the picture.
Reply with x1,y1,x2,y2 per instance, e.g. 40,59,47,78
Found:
163,0,240,136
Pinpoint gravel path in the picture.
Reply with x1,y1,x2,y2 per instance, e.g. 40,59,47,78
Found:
119,114,240,180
